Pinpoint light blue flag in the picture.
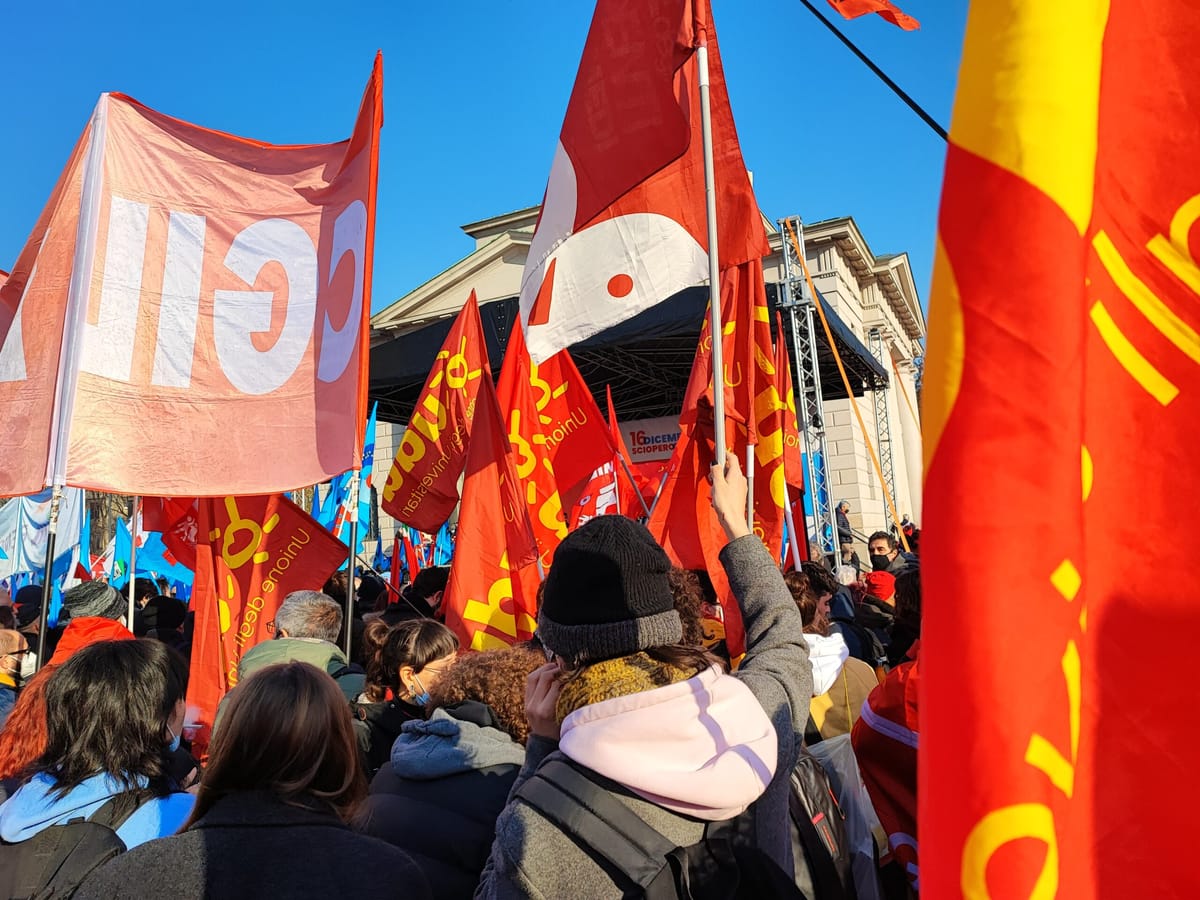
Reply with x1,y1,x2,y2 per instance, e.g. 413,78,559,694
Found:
433,523,454,566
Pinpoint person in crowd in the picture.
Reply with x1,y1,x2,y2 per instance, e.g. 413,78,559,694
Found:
359,618,395,703
380,566,450,625
0,666,52,803
0,629,29,728
863,570,896,606
835,500,859,570
852,571,922,896
476,455,811,897
235,590,364,706
0,640,195,850
784,573,877,742
154,577,172,597
13,585,56,664
668,567,707,649
887,568,921,670
76,661,431,900
867,531,915,575
140,595,189,657
49,582,134,666
323,570,366,663
353,619,459,776
130,578,160,638
0,607,14,630
364,645,544,899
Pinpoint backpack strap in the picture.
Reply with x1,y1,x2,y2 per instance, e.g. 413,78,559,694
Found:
788,769,851,900
515,757,681,899
85,792,152,831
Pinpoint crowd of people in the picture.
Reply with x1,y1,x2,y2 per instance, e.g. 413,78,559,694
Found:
0,461,923,899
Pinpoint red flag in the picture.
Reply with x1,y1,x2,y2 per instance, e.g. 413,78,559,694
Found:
567,462,622,529
518,0,767,361
380,292,489,531
142,496,199,570
497,322,568,570
922,2,1200,895
606,386,643,517
775,312,805,490
826,0,919,30
389,534,402,592
536,349,615,495
185,494,349,754
402,533,421,581
443,376,540,652
0,57,382,496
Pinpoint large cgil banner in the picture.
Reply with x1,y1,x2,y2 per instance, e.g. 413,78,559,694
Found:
0,57,382,496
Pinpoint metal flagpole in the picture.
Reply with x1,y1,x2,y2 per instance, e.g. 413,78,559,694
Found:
696,36,726,465
616,454,652,518
745,444,755,530
34,488,62,672
782,496,803,570
127,495,139,625
343,474,359,659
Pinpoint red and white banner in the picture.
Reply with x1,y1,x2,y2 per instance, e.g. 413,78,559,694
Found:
0,56,383,496
518,0,766,362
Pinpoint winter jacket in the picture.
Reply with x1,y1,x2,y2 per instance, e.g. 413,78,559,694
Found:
806,632,878,742
237,636,365,702
75,791,431,900
0,772,193,850
363,702,523,899
475,534,811,899
47,617,134,665
354,696,425,776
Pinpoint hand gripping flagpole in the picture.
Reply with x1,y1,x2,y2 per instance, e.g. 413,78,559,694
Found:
697,34,726,467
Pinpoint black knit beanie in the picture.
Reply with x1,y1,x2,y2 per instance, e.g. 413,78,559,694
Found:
539,515,682,666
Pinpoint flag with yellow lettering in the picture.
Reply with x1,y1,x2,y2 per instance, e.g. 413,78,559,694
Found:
380,292,488,532
185,493,349,756
497,322,568,572
536,348,616,497
775,311,805,491
443,373,540,652
923,2,1200,896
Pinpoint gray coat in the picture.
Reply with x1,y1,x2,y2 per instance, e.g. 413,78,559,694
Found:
474,535,812,899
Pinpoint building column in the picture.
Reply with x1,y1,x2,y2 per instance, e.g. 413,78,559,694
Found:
894,360,924,523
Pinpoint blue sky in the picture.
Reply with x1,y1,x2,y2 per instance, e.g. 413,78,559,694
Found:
0,1,966,317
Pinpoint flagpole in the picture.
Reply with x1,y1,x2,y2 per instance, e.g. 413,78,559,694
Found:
782,496,803,570
34,487,62,672
343,474,359,659
697,37,726,466
745,444,755,530
127,495,139,625
616,454,652,519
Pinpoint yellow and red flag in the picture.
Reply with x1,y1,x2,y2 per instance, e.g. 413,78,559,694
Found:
185,493,349,754
775,311,805,491
443,374,540,652
535,348,615,497
0,57,382,497
380,292,488,532
923,2,1200,896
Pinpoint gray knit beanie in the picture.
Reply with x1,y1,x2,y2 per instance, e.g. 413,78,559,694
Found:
62,582,126,621
538,515,682,667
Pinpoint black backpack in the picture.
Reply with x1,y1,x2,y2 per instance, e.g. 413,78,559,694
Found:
0,793,145,899
514,756,806,900
788,751,857,900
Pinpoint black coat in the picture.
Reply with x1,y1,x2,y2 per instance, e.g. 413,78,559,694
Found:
361,703,521,900
75,791,431,900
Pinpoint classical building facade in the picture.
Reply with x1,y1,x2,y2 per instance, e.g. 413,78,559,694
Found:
368,207,925,552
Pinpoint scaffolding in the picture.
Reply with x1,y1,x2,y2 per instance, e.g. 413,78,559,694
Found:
868,328,898,529
778,216,837,560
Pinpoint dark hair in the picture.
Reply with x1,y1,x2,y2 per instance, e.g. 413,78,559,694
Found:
34,640,187,814
411,567,450,603
0,607,14,629
429,646,545,744
668,568,706,649
800,561,838,599
357,572,387,614
379,619,459,695
322,571,349,607
645,643,725,676
186,662,365,827
133,578,159,604
868,531,897,550
360,618,394,702
784,571,816,626
894,567,922,634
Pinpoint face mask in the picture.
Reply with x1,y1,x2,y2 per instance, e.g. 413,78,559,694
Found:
870,554,891,571
409,674,430,707
17,650,36,683
166,724,181,754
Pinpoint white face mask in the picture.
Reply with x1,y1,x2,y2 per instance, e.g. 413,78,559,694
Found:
17,649,36,682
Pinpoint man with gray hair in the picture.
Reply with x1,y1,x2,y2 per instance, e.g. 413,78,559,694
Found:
235,590,365,703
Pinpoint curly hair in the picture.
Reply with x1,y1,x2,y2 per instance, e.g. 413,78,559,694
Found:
428,646,545,745
668,568,706,649
0,664,54,782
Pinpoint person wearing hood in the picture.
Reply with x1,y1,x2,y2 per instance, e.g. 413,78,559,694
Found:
476,455,812,898
363,645,543,899
0,640,194,854
784,572,878,742
48,582,135,666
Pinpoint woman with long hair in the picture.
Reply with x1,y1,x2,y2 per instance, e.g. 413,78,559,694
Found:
0,640,194,848
354,619,459,776
77,661,430,899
